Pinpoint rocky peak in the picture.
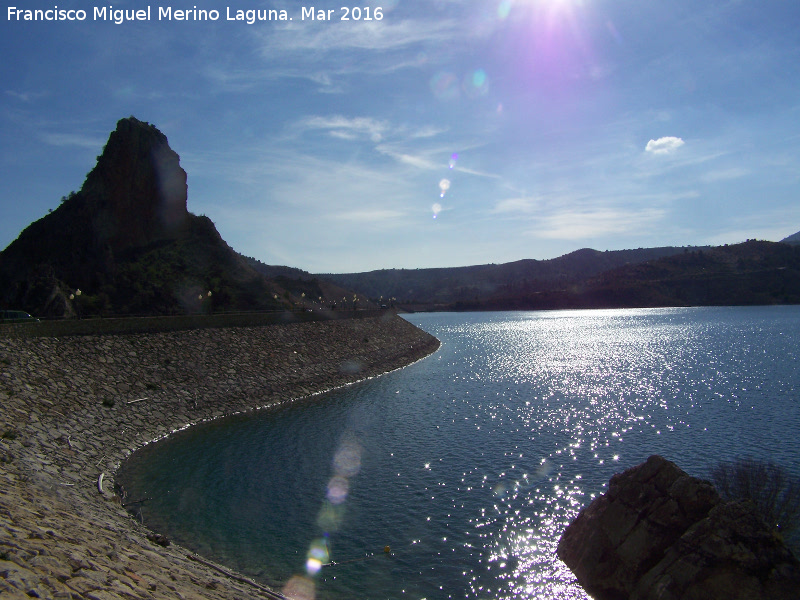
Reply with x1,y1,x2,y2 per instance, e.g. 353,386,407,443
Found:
81,116,188,251
0,117,291,317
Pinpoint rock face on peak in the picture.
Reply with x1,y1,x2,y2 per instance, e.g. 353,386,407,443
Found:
557,455,800,600
0,117,287,317
81,117,189,250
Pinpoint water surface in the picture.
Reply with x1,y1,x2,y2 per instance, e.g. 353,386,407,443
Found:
118,306,800,599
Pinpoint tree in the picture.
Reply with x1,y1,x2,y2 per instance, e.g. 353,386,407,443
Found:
710,458,800,541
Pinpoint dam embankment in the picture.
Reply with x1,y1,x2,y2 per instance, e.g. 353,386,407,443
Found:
0,313,439,599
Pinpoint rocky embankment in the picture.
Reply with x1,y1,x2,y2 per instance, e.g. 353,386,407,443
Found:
0,313,439,599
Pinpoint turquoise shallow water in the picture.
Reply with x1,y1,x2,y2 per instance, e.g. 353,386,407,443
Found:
117,306,800,599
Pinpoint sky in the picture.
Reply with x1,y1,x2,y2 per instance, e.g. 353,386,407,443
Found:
1,0,799,273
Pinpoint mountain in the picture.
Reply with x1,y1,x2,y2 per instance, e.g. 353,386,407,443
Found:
781,230,800,245
0,117,293,317
446,241,800,311
576,240,800,308
319,246,700,306
319,241,800,311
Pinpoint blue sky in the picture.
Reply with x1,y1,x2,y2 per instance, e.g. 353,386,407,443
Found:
2,0,799,273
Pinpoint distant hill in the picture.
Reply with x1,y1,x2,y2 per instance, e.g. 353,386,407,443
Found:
575,240,800,307
781,230,800,245
319,246,701,305
0,118,308,317
446,241,800,311
320,241,800,311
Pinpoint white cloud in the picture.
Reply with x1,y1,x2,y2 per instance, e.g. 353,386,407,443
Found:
645,136,685,155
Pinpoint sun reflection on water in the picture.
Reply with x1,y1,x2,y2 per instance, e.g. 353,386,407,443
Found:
117,307,800,600
419,307,791,599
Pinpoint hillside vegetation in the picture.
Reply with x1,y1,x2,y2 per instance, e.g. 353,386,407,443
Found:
321,240,800,311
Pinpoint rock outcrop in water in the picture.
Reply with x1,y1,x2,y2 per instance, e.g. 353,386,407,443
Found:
557,455,800,600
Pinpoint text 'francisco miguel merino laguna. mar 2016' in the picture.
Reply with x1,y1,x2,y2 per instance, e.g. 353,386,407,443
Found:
7,5,386,24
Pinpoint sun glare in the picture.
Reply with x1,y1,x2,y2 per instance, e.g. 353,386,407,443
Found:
501,0,583,19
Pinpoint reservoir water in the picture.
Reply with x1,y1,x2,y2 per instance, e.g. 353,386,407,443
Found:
117,306,800,599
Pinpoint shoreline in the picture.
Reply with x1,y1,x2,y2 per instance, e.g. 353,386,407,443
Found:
0,313,440,599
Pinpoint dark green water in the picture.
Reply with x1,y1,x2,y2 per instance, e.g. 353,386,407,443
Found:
117,307,800,599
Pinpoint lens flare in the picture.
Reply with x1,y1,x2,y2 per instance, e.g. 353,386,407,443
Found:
449,153,458,169
333,440,362,477
305,538,330,575
305,558,322,576
326,475,349,504
430,71,459,101
299,435,364,588
464,69,489,97
316,500,344,531
439,178,451,198
282,575,315,600
432,203,442,219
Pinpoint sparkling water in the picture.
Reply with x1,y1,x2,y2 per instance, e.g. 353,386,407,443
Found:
117,306,800,599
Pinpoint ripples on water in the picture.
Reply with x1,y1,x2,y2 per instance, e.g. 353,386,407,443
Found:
117,307,800,600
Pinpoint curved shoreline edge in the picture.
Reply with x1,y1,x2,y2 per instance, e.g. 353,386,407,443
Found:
0,313,440,599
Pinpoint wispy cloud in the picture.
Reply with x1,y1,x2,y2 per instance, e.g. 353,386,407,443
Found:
491,196,542,214
375,145,440,170
332,208,407,222
409,125,449,139
700,167,750,183
298,115,390,142
533,206,667,239
260,18,462,54
288,116,456,172
454,165,503,179
40,132,106,149
5,90,48,103
230,15,469,92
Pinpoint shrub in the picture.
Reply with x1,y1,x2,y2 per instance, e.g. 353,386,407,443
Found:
710,457,800,537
